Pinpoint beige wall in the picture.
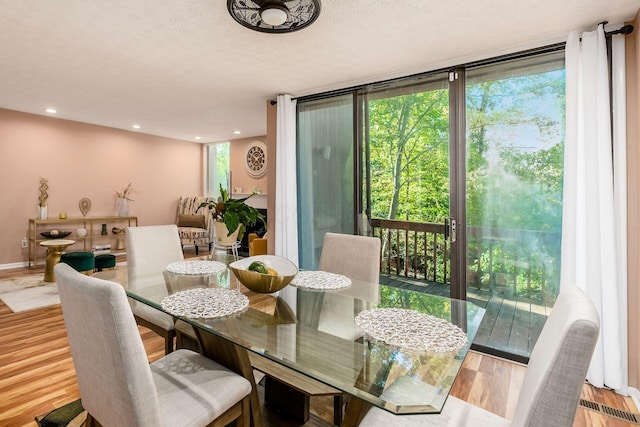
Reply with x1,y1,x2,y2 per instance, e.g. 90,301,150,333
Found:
228,136,268,195
626,11,640,391
0,108,203,266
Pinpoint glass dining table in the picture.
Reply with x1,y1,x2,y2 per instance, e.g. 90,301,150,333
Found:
125,256,485,427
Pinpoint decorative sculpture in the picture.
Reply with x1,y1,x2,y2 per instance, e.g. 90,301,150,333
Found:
79,198,92,216
37,178,49,220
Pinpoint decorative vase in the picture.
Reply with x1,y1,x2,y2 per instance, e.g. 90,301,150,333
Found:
214,221,240,245
116,198,129,217
37,205,48,220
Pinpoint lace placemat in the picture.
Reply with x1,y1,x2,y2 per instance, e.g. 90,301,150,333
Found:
161,288,248,318
355,308,468,353
166,260,227,275
289,270,352,290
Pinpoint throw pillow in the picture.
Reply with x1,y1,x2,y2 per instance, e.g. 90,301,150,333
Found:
177,214,206,229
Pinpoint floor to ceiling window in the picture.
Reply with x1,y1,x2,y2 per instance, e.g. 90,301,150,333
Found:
206,142,230,198
296,47,566,361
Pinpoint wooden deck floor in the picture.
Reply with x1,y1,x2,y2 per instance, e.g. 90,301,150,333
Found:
380,275,551,360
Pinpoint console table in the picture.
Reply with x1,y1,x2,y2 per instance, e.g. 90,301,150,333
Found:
28,216,138,269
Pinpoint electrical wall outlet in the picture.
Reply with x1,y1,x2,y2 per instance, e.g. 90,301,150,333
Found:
21,238,28,248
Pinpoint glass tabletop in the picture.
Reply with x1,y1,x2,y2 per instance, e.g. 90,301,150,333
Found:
127,268,484,415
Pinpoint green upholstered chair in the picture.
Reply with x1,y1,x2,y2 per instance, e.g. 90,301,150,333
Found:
60,252,95,275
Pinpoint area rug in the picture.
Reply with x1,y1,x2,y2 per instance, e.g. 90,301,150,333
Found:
35,399,86,427
0,275,59,312
0,265,127,313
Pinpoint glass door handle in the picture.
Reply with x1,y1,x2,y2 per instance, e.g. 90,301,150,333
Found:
448,217,457,243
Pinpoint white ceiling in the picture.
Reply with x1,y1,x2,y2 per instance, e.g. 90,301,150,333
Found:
1,1,638,143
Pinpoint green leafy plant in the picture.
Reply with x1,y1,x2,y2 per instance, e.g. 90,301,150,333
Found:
199,184,264,242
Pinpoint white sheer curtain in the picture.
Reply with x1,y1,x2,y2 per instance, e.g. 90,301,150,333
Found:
274,94,299,264
561,24,628,393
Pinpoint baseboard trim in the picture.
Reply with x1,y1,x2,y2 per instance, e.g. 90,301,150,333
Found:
0,261,30,271
630,387,640,412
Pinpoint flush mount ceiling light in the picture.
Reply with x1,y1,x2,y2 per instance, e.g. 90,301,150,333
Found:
227,0,321,34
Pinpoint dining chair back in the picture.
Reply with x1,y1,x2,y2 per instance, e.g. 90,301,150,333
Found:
315,232,381,338
359,285,600,426
126,224,184,354
248,232,383,426
510,285,599,427
317,232,382,425
318,232,381,283
55,262,251,427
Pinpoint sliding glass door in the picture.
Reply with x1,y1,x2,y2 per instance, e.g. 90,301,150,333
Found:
463,52,566,359
363,73,456,291
297,95,355,269
296,48,566,361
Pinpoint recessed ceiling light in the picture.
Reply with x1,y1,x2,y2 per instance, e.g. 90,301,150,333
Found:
194,136,201,140
233,130,241,135
132,124,141,129
46,108,57,114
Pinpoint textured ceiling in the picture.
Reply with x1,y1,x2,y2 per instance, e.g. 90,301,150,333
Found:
1,0,638,143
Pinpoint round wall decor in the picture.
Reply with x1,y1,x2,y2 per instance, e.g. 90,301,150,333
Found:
245,140,267,178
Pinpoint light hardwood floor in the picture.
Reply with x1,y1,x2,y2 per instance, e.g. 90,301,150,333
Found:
0,263,637,427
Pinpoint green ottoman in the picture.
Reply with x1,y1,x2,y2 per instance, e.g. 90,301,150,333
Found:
60,252,95,275
95,254,116,271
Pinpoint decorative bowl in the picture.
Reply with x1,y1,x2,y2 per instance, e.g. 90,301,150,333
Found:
41,230,72,239
229,255,298,293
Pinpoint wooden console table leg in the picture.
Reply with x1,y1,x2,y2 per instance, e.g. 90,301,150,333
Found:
193,328,262,427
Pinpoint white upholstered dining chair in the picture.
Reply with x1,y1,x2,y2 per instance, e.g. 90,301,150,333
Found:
319,231,382,424
126,224,184,354
55,262,251,427
248,232,383,426
318,231,381,284
360,285,600,427
315,231,382,341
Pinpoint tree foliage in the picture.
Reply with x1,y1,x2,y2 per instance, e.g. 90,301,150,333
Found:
368,90,450,222
368,70,565,233
367,66,565,297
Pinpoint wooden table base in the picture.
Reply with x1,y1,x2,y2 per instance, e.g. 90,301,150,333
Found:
193,326,370,427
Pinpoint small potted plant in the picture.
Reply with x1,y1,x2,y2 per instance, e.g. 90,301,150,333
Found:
199,184,264,244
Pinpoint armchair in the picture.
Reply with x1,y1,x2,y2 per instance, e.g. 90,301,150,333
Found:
248,232,267,256
176,196,214,255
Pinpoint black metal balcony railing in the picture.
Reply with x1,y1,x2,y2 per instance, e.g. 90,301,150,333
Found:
370,218,561,303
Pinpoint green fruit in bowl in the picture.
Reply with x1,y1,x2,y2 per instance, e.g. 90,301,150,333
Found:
230,255,298,293
247,261,268,274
